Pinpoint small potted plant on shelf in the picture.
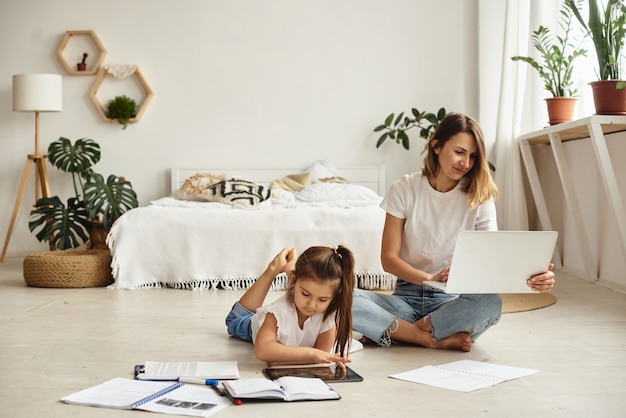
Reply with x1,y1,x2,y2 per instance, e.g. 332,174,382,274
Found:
105,95,138,129
566,0,626,114
77,52,88,71
511,0,587,124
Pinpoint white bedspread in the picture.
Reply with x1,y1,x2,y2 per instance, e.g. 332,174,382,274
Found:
107,197,395,290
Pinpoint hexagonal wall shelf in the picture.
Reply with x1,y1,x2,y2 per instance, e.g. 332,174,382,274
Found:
57,30,107,76
89,66,154,124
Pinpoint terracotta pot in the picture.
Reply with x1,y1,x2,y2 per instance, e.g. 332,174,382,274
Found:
589,80,626,115
545,97,577,125
88,221,109,250
77,62,87,71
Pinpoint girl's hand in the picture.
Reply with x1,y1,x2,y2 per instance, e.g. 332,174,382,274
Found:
311,350,351,371
264,349,351,370
328,353,352,371
430,266,450,283
527,263,555,292
268,247,297,276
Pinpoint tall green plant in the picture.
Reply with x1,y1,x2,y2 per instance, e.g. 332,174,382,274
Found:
29,137,138,250
512,0,587,97
566,0,626,80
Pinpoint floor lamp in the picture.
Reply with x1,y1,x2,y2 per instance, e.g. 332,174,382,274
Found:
0,74,63,262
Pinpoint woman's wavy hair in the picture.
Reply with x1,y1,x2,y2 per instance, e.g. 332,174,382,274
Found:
422,112,499,208
288,245,355,358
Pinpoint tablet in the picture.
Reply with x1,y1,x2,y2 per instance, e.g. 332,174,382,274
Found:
263,365,363,382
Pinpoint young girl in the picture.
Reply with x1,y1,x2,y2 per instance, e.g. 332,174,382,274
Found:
225,245,355,369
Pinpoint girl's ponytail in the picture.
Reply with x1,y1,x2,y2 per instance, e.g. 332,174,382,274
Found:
333,245,355,359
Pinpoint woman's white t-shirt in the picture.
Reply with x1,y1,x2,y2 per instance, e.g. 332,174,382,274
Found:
250,294,335,346
380,172,497,276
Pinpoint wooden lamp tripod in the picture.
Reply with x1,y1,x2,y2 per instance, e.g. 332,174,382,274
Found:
1,74,62,262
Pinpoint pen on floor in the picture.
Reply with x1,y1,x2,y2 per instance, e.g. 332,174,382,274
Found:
178,378,224,396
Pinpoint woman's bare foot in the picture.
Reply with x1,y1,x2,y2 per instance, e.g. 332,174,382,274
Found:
431,332,472,352
415,317,472,351
360,318,473,351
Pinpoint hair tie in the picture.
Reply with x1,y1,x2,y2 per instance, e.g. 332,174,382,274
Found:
332,246,342,259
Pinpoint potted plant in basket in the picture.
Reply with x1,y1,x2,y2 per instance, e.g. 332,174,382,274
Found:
566,0,626,114
511,0,587,124
105,95,137,129
24,137,139,288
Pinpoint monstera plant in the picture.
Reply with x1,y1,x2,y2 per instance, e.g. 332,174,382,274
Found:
29,137,138,250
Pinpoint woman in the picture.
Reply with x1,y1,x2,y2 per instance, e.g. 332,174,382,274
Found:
353,113,555,352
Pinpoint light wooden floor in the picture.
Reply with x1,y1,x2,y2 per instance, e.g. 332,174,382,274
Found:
1,254,625,418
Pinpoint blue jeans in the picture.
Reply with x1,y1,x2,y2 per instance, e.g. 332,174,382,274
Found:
352,280,502,346
225,302,254,342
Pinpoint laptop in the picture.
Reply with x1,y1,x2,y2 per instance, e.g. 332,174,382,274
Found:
422,230,558,294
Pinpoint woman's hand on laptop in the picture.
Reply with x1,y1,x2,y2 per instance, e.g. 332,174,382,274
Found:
526,263,555,292
430,266,450,283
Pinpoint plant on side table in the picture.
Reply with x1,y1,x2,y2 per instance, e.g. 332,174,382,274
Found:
566,0,626,114
105,95,137,129
511,0,587,124
24,137,139,288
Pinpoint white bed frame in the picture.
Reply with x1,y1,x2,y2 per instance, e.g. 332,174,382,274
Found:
109,164,394,290
171,165,386,195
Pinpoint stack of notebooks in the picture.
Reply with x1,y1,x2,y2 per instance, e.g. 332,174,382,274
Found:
61,361,359,416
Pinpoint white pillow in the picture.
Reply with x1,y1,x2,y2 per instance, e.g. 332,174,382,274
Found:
304,158,340,179
295,183,381,202
270,188,296,202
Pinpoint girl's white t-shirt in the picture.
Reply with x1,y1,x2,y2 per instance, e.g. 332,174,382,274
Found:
380,172,497,276
251,294,335,346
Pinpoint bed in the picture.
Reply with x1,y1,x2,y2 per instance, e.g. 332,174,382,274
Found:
107,160,395,290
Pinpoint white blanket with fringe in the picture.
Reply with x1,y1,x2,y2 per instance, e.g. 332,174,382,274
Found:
107,197,395,290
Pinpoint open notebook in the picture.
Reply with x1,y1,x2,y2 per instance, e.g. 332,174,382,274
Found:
422,230,557,294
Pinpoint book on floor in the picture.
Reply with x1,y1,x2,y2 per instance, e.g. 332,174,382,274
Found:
263,363,363,382
389,359,539,392
222,376,340,402
135,360,240,380
61,377,230,417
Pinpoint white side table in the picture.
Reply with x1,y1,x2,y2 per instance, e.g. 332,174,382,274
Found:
518,115,626,283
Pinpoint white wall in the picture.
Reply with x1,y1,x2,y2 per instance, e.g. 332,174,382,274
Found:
0,0,479,255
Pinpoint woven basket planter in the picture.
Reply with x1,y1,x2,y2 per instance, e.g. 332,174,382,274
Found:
23,249,113,288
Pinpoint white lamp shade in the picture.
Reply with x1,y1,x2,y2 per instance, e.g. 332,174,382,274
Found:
12,74,63,112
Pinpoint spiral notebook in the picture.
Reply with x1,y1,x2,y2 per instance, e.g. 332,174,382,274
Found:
61,377,230,417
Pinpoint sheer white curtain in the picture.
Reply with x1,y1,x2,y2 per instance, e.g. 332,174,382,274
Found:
478,0,561,230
